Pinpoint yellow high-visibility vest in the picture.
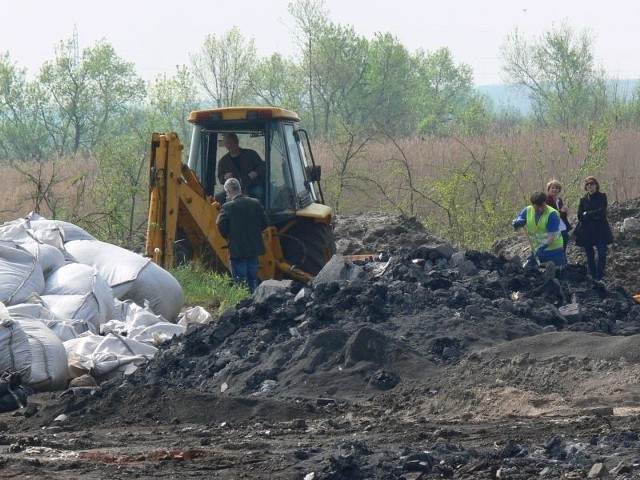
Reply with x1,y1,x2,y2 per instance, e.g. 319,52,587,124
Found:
525,205,563,251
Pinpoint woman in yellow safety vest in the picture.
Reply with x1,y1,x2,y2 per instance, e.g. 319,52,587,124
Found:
511,191,567,267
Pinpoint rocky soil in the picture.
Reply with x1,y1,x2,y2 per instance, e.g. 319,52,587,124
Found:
1,200,640,479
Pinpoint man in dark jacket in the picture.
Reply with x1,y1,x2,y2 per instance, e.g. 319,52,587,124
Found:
217,133,265,205
216,178,270,292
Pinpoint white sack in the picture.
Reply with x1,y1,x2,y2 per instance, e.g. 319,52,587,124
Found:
125,261,184,321
41,294,101,333
43,263,114,323
15,317,70,391
65,239,184,321
22,242,66,277
0,242,45,305
8,298,92,342
64,239,150,290
0,314,31,381
43,319,93,342
27,213,96,242
64,333,157,378
8,296,58,320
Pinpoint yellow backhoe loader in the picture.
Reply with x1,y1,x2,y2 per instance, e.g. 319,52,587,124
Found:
144,106,336,283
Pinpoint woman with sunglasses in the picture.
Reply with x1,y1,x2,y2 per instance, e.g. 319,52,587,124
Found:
574,176,613,281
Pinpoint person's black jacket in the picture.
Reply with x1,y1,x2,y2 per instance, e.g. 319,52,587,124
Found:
546,194,572,231
575,191,613,247
217,194,269,259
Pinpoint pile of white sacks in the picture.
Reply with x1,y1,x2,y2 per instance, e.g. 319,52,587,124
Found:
0,213,209,393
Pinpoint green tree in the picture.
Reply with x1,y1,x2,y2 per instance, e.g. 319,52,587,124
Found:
500,22,610,128
38,31,145,155
414,47,482,136
246,53,305,112
424,139,524,249
89,123,150,247
0,52,50,161
287,0,330,133
147,66,201,146
309,22,369,134
361,33,417,135
191,27,257,107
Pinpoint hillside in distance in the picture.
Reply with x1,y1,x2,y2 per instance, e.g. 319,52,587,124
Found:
477,79,639,116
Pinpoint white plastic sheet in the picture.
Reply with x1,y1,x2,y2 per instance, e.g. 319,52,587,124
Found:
102,303,186,346
178,306,214,326
64,333,158,379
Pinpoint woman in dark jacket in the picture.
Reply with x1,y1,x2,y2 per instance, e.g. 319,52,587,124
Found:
574,176,613,281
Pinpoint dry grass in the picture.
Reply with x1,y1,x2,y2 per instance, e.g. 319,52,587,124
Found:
0,157,97,223
314,127,640,218
0,127,637,248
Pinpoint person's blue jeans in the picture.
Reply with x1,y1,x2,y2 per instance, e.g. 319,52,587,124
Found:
537,248,567,266
248,184,265,206
230,257,260,292
584,244,608,280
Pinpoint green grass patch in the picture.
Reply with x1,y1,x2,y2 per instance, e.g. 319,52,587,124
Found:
168,263,249,314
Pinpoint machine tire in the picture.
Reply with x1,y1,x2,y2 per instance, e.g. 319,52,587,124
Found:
281,221,336,276
173,231,194,266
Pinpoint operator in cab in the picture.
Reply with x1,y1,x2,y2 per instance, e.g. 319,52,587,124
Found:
217,133,265,205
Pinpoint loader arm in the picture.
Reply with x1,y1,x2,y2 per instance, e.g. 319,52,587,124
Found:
145,132,225,269
144,132,315,283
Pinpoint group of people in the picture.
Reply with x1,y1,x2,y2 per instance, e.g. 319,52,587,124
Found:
216,133,269,293
217,130,616,291
512,176,614,281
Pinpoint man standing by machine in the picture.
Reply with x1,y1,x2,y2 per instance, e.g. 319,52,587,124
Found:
216,178,269,293
217,133,265,205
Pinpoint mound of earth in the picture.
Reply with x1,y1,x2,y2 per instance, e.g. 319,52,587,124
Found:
1,202,640,479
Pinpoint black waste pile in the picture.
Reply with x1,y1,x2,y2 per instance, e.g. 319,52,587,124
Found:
40,211,640,480
121,238,639,399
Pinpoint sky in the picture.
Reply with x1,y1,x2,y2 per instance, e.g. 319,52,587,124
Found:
2,0,640,86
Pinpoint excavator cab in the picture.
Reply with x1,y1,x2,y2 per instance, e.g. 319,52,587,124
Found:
145,107,336,282
187,107,323,222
